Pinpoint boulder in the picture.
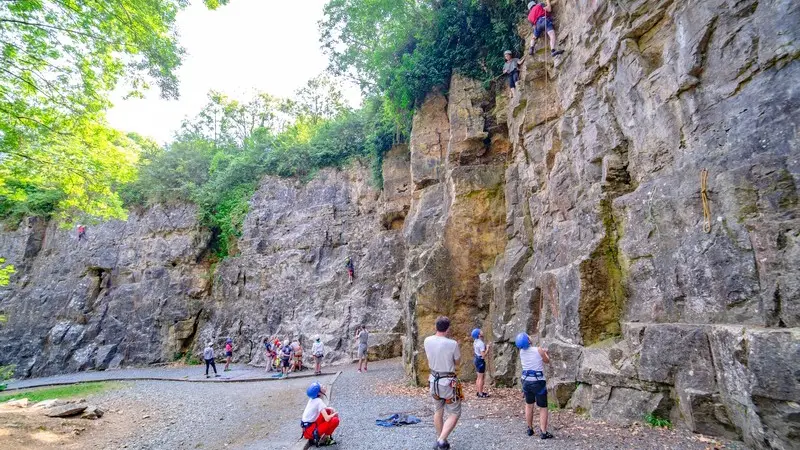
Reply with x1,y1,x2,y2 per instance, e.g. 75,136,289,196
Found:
81,405,104,420
45,404,87,418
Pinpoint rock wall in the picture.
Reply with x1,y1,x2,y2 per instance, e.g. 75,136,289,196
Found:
0,163,408,376
0,205,211,377
402,1,798,449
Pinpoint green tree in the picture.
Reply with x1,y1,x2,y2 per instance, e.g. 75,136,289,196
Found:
0,0,229,223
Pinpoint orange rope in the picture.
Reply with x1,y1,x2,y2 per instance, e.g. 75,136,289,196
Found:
700,168,711,233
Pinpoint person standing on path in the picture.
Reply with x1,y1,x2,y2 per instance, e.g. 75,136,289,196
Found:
264,337,276,372
301,382,339,446
203,342,219,378
280,339,293,378
356,326,369,372
291,336,304,372
312,336,325,375
424,316,463,450
471,328,490,398
224,338,233,371
516,332,553,439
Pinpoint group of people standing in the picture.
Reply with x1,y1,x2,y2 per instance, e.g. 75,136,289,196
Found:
424,316,553,449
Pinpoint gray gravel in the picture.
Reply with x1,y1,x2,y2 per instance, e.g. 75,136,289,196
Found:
327,359,747,450
80,373,336,450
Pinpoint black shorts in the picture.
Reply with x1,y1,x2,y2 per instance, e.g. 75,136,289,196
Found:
225,351,232,357
281,358,290,368
508,70,519,89
474,356,486,374
522,379,548,407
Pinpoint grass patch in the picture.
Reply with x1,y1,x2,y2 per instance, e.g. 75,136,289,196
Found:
548,401,560,411
0,382,121,404
645,413,672,428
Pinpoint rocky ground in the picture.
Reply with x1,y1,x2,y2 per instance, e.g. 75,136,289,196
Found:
0,359,749,450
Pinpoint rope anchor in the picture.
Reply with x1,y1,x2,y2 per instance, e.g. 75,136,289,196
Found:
700,168,711,233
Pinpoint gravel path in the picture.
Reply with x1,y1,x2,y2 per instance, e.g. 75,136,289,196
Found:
329,359,746,450
77,373,337,450
6,364,329,390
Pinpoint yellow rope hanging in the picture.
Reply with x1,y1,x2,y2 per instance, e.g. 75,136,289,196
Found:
700,168,711,233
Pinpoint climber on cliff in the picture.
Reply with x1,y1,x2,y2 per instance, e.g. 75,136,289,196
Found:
527,0,564,58
515,332,553,439
472,328,490,398
425,316,463,450
203,341,220,378
356,325,369,372
345,256,355,284
77,224,86,241
502,50,524,99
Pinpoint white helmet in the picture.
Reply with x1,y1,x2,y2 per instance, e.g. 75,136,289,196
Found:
527,1,537,10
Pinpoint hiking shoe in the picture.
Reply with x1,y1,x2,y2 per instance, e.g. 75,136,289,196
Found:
551,49,564,57
214,374,221,377
527,427,534,436
438,441,451,450
541,431,554,439
480,392,490,398
206,375,210,378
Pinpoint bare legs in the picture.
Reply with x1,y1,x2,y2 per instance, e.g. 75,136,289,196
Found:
476,372,485,395
525,403,549,434
434,409,459,443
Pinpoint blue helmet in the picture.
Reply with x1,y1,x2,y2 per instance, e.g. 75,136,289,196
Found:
515,332,531,350
306,382,322,399
471,328,481,339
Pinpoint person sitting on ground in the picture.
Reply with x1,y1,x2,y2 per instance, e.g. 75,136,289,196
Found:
502,50,524,99
312,336,325,375
77,224,86,241
472,328,490,398
527,0,565,58
264,337,277,372
424,316,463,450
291,337,304,372
356,325,369,372
203,341,219,378
280,339,293,378
345,257,355,284
516,332,553,439
224,338,233,372
301,382,339,447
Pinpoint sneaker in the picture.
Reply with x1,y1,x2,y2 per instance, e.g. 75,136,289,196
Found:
357,369,362,373
527,427,534,436
206,375,210,379
529,46,535,56
479,392,490,398
541,431,554,439
551,49,564,57
214,374,221,378
438,441,451,450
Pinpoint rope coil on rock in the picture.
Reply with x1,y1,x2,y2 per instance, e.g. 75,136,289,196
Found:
700,168,711,233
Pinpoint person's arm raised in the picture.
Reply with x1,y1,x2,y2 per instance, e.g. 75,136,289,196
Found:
538,347,550,364
544,0,552,12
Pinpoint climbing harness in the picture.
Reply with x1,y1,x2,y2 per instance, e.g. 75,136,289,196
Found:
431,371,463,403
700,168,711,233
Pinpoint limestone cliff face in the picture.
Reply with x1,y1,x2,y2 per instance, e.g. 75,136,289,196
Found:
402,1,798,449
0,164,407,377
0,205,212,377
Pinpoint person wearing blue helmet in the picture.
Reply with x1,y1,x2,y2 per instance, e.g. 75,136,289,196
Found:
301,382,339,446
515,332,553,439
471,328,490,398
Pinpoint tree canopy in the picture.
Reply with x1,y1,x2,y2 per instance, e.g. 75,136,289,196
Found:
321,0,523,111
0,0,228,224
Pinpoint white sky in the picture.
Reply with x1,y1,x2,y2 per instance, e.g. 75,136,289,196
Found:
106,0,360,144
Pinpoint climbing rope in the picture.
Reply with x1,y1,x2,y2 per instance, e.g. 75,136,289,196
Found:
700,168,711,233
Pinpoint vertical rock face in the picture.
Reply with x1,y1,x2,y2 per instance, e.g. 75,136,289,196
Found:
463,1,798,449
0,205,211,377
205,164,406,365
403,76,509,384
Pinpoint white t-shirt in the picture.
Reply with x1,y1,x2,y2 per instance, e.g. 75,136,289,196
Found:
312,342,324,356
473,339,486,357
302,397,326,423
520,346,544,373
424,335,460,373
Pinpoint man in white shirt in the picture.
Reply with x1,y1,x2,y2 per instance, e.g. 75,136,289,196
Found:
516,332,553,439
424,316,462,450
